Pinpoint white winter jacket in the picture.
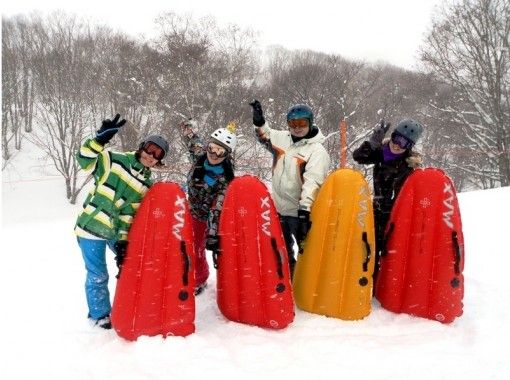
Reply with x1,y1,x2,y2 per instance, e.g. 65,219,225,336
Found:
255,122,330,216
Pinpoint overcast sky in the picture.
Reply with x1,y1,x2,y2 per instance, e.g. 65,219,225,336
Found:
2,0,444,70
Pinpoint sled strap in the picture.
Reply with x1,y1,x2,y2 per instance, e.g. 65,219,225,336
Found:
271,238,284,279
180,240,190,286
362,231,371,272
213,249,220,269
381,222,394,257
451,231,462,275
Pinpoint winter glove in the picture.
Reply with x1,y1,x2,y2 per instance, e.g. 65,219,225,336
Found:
114,240,128,279
179,118,196,138
296,209,312,252
249,100,266,127
95,113,126,145
369,119,391,149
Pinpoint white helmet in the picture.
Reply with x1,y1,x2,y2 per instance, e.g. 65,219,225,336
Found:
210,122,237,152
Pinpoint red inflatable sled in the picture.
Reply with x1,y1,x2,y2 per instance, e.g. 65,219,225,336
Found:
111,182,195,340
375,168,465,323
216,175,294,329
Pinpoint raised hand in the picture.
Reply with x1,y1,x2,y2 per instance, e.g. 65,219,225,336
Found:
179,118,196,138
95,114,126,145
369,119,391,148
249,100,266,127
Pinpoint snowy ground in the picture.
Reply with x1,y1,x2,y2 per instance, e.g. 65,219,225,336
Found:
1,144,509,379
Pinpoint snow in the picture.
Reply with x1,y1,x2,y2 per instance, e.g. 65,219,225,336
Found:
2,142,510,379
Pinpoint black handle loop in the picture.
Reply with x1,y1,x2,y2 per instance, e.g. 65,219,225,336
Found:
451,231,462,275
212,236,221,269
212,250,220,269
362,231,371,272
271,238,284,279
180,240,190,286
381,222,394,257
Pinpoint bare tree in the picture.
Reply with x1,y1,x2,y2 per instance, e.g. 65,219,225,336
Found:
1,18,16,165
7,7,498,200
420,0,510,188
263,48,380,169
2,15,37,165
151,13,259,181
29,13,100,203
90,32,163,151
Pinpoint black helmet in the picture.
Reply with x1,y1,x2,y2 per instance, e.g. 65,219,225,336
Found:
139,135,169,160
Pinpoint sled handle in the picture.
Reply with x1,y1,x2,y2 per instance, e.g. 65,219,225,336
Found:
212,236,221,269
213,250,220,269
180,241,190,286
271,238,284,279
381,222,394,257
451,231,462,275
362,232,371,272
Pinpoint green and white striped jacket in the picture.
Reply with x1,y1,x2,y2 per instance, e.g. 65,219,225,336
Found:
74,138,153,241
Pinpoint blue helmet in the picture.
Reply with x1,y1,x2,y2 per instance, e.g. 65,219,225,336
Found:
287,104,314,126
394,119,424,144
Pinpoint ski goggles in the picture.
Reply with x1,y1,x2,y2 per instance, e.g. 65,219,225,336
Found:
287,118,309,129
142,142,165,161
207,143,228,158
391,132,414,150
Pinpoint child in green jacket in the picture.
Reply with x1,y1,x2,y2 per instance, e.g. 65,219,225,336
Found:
75,114,169,329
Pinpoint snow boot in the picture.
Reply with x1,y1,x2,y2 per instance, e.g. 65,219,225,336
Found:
89,314,112,329
194,282,207,296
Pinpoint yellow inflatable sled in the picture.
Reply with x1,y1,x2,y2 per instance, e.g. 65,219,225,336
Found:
293,168,375,320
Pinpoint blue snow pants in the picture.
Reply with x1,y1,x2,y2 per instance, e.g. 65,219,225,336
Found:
77,237,117,319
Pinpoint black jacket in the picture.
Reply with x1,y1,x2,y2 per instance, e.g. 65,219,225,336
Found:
353,141,421,213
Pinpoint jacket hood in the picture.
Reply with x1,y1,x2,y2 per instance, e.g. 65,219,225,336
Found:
406,153,423,168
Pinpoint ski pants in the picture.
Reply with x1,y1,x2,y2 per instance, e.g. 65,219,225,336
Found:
373,205,392,285
191,216,210,287
278,214,299,275
77,237,117,320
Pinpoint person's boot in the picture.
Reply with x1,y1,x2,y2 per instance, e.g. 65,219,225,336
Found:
89,314,112,329
194,282,207,296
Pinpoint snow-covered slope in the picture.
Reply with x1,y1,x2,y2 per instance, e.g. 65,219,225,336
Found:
1,144,509,379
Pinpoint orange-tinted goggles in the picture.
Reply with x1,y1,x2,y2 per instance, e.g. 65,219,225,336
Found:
287,118,309,129
142,142,165,161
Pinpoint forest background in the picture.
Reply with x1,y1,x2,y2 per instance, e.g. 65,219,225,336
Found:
2,0,509,203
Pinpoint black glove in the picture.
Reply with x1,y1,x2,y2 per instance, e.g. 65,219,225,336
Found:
296,210,311,250
114,240,128,278
206,235,221,269
249,100,266,127
95,114,126,145
369,119,391,149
